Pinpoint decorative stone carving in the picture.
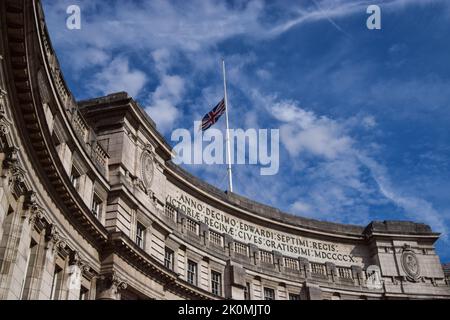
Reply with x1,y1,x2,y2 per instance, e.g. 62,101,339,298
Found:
96,271,128,300
8,163,28,199
22,191,44,225
366,265,382,290
4,146,19,167
45,224,68,254
401,245,421,282
0,93,12,140
141,150,154,190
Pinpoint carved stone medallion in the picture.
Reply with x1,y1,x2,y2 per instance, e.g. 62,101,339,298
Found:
401,248,421,281
141,151,154,189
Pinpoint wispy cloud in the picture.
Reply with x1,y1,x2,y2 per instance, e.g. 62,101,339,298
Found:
42,0,450,260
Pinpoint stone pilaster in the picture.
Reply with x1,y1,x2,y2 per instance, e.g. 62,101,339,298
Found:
224,262,246,300
302,281,322,300
0,184,33,299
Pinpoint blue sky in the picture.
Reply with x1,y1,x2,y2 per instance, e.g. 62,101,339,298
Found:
42,0,450,262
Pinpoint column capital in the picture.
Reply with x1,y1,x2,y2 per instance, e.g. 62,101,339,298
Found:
96,271,128,300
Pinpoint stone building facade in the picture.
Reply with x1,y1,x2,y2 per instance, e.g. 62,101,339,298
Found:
0,0,449,300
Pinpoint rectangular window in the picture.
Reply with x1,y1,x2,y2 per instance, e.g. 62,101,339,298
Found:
289,293,301,300
244,282,251,300
211,271,222,296
263,287,275,300
136,222,146,249
50,265,63,300
187,260,197,285
91,195,102,218
164,248,174,270
79,286,89,300
70,167,80,190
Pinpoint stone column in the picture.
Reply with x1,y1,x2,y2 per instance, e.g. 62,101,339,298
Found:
96,271,128,300
32,225,62,300
65,252,84,300
0,171,33,299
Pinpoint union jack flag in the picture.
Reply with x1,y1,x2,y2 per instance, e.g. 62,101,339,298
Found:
200,98,226,131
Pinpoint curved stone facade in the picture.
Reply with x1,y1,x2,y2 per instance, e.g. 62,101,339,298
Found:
0,0,449,300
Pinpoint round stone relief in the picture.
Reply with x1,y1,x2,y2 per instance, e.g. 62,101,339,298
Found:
401,249,420,281
141,151,154,189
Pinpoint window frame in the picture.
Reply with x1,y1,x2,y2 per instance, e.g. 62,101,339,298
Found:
211,270,222,296
187,260,198,286
263,287,275,300
91,194,103,218
70,167,81,191
164,247,174,270
135,222,146,249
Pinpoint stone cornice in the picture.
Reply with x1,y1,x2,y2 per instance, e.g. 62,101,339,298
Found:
1,0,109,249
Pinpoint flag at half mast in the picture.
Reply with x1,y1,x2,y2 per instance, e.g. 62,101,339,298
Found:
200,98,226,131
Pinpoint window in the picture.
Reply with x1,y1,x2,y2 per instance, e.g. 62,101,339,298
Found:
70,167,80,190
164,248,174,270
187,260,197,285
211,271,222,296
289,293,300,300
244,282,251,300
50,266,63,300
91,195,102,218
263,287,275,300
136,222,146,249
79,286,89,300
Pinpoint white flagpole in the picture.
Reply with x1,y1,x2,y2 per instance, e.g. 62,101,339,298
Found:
222,59,233,193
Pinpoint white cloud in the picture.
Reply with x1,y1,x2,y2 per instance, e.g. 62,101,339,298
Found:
291,201,311,214
41,0,449,241
145,74,186,133
90,57,147,97
270,99,353,159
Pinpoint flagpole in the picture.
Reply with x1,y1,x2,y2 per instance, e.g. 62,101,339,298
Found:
222,59,233,193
